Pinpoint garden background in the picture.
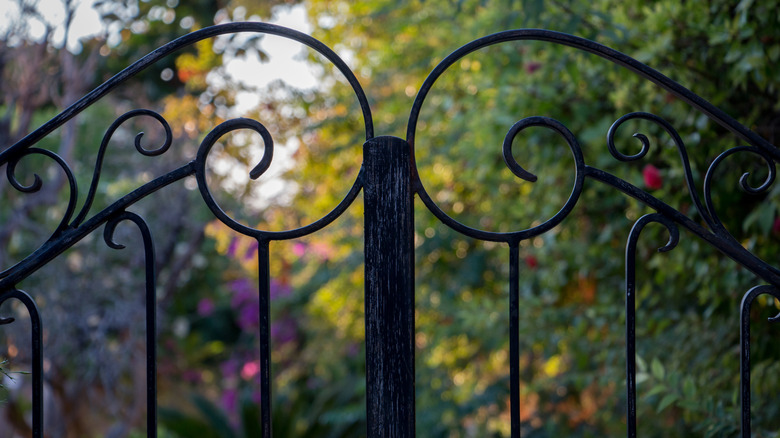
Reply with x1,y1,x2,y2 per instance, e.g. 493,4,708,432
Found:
1,0,780,436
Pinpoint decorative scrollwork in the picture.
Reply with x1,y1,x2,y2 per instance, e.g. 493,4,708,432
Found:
194,117,367,241
72,109,173,228
410,115,586,243
6,147,78,237
500,116,585,239
703,145,777,238
0,23,375,291
407,29,780,286
607,112,717,231
194,118,275,239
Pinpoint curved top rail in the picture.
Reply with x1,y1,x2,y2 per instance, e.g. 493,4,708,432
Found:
0,22,374,164
406,29,779,160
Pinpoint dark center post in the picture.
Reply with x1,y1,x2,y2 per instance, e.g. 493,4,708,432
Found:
363,136,416,437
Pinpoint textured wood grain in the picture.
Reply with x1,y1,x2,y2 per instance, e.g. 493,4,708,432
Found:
364,136,415,437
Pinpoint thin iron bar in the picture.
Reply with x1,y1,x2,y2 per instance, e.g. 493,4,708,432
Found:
509,243,520,437
258,239,272,435
739,285,780,438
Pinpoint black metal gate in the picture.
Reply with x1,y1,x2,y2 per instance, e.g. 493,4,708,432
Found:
1,23,779,437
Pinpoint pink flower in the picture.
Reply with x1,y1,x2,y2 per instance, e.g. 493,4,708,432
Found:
197,298,215,316
642,164,663,190
240,360,261,380
292,242,306,257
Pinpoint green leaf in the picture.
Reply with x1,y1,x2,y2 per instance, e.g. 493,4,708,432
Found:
657,393,679,413
646,384,668,397
683,376,696,398
651,358,665,380
191,394,236,438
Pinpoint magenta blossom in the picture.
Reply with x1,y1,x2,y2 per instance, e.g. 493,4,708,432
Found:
221,388,238,412
220,358,240,379
197,298,215,316
237,304,260,330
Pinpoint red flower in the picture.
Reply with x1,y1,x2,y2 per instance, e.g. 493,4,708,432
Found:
773,217,780,235
525,61,542,74
642,164,663,190
525,255,538,270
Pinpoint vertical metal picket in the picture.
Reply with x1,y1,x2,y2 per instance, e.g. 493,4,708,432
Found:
363,136,416,437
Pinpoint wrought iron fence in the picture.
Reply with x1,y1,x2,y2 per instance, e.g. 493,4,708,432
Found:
1,22,779,437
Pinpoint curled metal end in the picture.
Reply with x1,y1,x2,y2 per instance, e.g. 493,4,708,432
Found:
657,226,679,253
103,217,127,250
0,316,15,325
633,132,650,151
249,137,274,180
134,132,147,150
131,110,173,156
738,170,774,195
503,152,538,182
606,113,652,162
769,311,780,323
501,119,548,183
7,160,43,193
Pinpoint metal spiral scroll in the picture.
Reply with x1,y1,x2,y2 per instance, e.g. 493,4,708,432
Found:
4,148,78,238
72,109,173,227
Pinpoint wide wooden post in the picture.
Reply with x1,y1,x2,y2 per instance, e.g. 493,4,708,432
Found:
363,136,416,437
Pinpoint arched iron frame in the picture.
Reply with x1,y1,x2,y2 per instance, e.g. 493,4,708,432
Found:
0,23,777,437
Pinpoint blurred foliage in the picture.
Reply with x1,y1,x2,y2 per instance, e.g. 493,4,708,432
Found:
2,0,780,436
